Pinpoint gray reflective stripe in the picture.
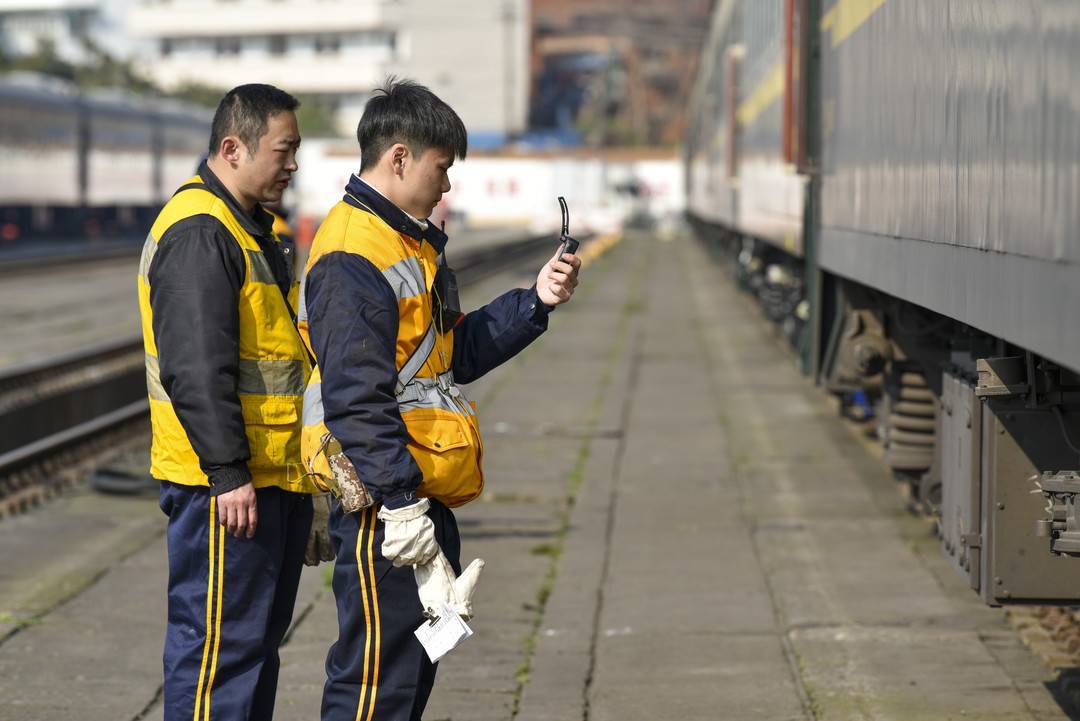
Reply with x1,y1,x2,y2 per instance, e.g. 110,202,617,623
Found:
303,372,473,430
237,359,306,396
399,395,460,414
303,379,324,426
147,354,304,400
395,322,436,394
246,248,277,285
297,273,309,323
399,385,475,416
144,353,169,401
138,232,157,280
397,371,475,416
381,256,425,300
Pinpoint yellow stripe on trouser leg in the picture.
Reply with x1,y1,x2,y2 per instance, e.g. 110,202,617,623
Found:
193,499,217,721
355,507,376,721
204,524,226,721
366,506,381,721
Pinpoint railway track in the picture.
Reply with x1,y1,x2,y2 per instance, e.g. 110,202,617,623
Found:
0,239,144,276
0,231,564,518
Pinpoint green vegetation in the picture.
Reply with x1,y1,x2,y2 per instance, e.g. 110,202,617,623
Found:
0,611,41,631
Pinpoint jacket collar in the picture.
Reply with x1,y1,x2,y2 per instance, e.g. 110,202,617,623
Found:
343,175,447,254
196,160,275,239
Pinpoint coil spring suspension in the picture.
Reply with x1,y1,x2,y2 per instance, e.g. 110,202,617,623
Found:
883,369,937,479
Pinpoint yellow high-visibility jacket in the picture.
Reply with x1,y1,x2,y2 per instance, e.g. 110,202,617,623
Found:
138,170,313,492
299,178,552,510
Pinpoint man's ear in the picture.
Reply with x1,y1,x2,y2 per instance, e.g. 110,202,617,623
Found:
219,136,244,165
390,143,409,178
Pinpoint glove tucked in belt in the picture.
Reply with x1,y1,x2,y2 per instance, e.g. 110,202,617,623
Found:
377,498,439,567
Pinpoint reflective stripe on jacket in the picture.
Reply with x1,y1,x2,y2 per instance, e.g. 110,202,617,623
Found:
299,176,551,509
138,173,313,492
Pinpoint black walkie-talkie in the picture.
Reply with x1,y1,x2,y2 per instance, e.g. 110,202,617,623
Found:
555,196,579,261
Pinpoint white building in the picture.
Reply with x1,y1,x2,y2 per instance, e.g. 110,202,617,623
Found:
0,0,141,61
128,0,529,143
0,0,96,62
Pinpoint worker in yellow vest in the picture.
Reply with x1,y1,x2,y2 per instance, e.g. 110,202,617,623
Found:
137,84,317,721
268,206,295,245
299,79,581,721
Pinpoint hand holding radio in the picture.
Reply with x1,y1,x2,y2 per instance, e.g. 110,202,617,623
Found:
554,196,579,262
536,196,582,308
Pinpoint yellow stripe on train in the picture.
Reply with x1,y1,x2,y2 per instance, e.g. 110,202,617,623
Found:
820,0,888,48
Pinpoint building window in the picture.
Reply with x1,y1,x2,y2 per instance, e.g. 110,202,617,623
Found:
269,35,286,55
215,37,241,56
315,34,340,55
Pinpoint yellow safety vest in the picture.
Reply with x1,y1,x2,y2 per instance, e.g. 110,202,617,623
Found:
269,209,295,244
299,199,484,508
137,175,314,492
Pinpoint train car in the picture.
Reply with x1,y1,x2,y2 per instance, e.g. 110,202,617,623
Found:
686,0,1080,606
0,73,210,243
687,0,810,344
0,75,83,238
159,100,213,196
84,90,159,235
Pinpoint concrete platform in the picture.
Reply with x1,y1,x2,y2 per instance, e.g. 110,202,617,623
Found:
0,229,1072,720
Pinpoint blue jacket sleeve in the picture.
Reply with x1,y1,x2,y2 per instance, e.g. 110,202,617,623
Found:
452,285,551,384
305,251,423,508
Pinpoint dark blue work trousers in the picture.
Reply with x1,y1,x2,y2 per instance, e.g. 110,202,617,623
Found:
159,481,313,721
322,499,461,721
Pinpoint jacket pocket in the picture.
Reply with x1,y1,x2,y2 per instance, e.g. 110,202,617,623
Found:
241,397,301,469
404,409,482,507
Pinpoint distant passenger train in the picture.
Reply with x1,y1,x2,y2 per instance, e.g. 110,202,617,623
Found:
686,0,1080,606
0,74,210,241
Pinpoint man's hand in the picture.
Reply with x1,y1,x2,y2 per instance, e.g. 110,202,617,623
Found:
536,249,581,307
217,482,258,539
378,498,439,567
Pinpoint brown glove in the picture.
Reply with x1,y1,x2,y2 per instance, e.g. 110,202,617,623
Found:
304,492,336,566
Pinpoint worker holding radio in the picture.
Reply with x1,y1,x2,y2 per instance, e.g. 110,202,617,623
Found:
297,78,580,721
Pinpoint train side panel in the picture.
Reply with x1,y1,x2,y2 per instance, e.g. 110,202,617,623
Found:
0,85,80,207
161,110,213,198
736,0,806,254
685,0,740,228
816,0,1080,372
85,98,157,207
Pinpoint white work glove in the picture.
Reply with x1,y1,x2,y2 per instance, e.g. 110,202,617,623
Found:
414,548,485,621
378,498,439,567
304,492,336,566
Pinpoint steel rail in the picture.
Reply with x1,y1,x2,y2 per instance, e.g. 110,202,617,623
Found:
0,241,144,276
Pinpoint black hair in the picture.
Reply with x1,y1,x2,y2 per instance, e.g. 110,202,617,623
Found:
208,84,299,158
356,77,467,172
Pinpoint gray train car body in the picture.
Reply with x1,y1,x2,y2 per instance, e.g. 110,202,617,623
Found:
686,1,739,229
686,0,805,254
686,0,1080,606
817,0,1080,375
0,79,82,208
0,75,210,242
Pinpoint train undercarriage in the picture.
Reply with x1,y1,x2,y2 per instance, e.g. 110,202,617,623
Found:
693,214,1080,605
